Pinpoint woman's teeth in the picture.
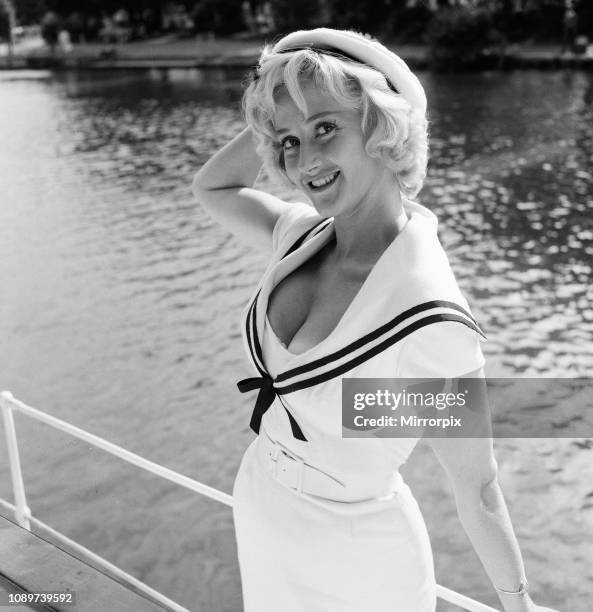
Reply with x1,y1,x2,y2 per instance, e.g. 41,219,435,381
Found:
309,171,339,189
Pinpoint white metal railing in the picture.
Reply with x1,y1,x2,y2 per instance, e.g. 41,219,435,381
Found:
0,390,500,612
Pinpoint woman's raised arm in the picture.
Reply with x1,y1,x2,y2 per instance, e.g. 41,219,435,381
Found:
192,127,291,252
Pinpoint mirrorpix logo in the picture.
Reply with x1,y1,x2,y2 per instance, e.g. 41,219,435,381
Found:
343,379,469,437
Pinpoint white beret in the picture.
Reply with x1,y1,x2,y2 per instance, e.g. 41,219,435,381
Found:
271,28,427,115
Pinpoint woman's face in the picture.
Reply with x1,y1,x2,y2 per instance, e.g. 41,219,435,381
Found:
272,81,390,218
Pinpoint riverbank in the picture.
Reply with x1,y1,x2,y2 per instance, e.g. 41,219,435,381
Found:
1,34,592,70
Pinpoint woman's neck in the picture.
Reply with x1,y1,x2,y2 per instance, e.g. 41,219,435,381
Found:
331,179,407,265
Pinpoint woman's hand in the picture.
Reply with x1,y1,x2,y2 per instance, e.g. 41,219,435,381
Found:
496,590,560,612
499,592,560,612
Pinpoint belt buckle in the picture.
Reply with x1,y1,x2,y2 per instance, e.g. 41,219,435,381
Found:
267,441,281,466
288,451,305,495
274,442,306,495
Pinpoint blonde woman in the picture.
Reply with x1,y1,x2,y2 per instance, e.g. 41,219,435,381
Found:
193,28,558,612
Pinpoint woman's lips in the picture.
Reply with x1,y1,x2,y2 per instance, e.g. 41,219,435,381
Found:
308,170,340,191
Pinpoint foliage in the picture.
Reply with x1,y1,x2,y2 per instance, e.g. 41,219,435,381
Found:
424,6,500,68
385,2,433,42
325,0,396,34
13,0,47,25
578,2,593,39
63,10,84,41
0,11,9,41
9,0,593,47
190,0,245,35
268,0,323,33
40,9,59,48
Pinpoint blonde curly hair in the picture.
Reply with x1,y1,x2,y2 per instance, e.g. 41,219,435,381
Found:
242,38,428,199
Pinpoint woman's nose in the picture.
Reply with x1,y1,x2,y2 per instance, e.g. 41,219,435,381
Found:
298,143,322,176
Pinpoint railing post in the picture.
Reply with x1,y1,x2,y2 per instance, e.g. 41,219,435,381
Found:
1,391,31,529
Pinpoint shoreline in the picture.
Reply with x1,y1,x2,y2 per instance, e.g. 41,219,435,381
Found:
1,38,592,71
3,55,592,72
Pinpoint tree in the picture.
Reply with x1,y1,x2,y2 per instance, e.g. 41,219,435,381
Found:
0,11,9,42
425,5,499,68
190,0,245,34
40,9,59,52
13,0,46,24
325,0,399,33
268,0,322,32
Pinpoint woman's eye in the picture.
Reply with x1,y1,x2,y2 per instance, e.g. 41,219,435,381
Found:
281,137,299,151
316,122,336,137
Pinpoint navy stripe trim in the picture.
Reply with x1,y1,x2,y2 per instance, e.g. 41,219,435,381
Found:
240,217,331,442
276,313,484,395
243,296,309,440
245,291,266,376
275,300,485,383
250,293,265,372
277,394,307,441
244,217,331,374
281,217,331,259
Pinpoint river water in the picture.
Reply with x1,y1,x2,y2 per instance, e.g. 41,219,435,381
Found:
0,68,591,611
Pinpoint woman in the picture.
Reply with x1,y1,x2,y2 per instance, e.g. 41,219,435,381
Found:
193,28,557,612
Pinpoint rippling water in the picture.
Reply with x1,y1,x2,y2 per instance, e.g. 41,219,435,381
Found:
0,69,591,611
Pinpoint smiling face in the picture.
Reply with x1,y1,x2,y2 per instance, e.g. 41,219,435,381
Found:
272,82,393,219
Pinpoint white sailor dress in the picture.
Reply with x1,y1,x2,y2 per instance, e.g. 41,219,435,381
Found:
232,199,486,612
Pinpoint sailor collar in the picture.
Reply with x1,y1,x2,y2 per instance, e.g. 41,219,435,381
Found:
237,201,486,442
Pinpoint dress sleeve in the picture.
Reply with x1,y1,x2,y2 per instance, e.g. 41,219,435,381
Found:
271,201,319,255
396,320,486,379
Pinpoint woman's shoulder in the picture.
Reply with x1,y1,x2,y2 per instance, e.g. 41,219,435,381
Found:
272,201,324,255
396,318,486,379
384,201,487,378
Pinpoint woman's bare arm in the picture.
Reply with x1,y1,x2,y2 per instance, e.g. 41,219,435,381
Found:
192,127,291,252
427,370,542,612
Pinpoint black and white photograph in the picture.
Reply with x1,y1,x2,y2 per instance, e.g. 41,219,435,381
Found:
0,1,591,611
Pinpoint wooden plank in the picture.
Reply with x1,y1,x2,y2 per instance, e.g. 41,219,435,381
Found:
0,515,170,611
0,573,42,611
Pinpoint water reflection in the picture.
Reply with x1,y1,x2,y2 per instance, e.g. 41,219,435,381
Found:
423,70,593,376
1,69,591,611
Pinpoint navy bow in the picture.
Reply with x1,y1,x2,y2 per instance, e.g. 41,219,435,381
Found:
237,375,307,441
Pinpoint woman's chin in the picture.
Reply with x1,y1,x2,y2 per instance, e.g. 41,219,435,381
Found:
307,184,343,216
309,199,339,218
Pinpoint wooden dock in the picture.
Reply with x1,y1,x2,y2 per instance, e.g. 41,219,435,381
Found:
0,515,172,612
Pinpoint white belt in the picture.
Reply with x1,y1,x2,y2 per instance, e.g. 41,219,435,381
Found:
257,429,401,503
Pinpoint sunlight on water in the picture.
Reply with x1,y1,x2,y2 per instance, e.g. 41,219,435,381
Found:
0,69,591,611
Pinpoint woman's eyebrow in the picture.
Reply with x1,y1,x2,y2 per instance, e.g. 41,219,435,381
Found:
275,110,345,135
